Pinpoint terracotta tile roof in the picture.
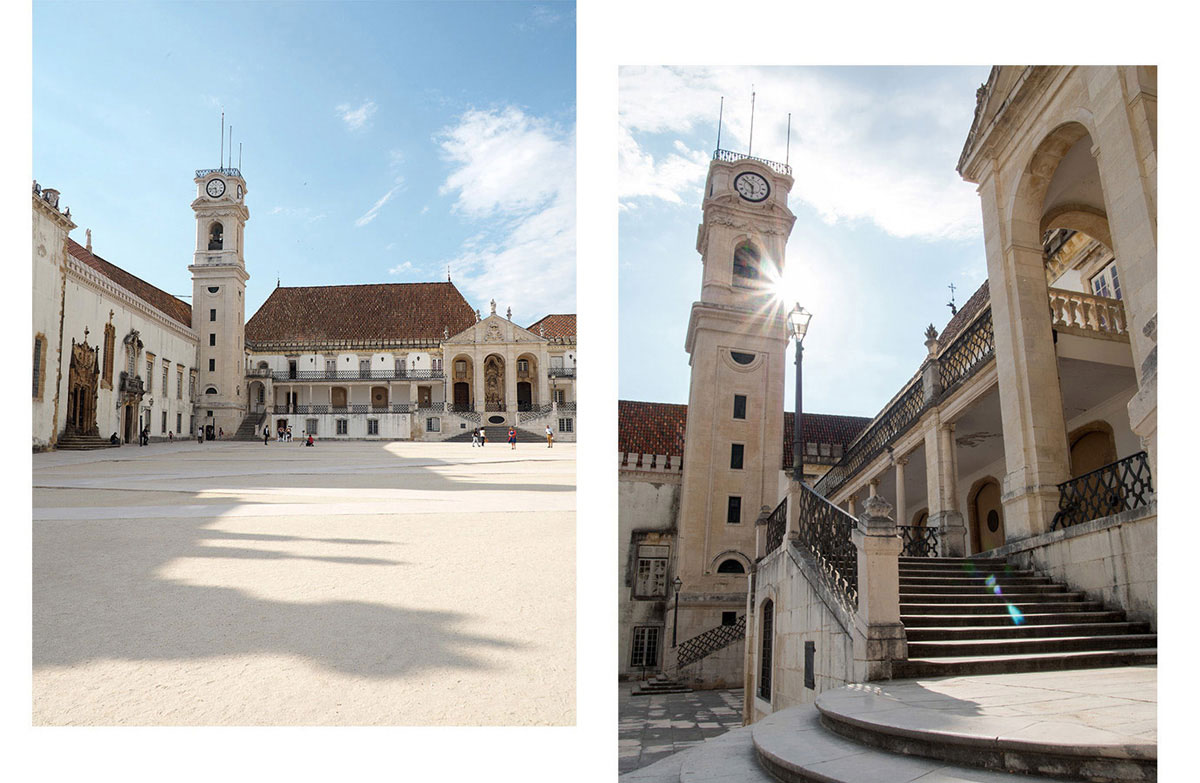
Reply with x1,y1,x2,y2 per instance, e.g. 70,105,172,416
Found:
527,313,576,339
618,400,870,464
782,411,874,467
619,400,688,457
937,280,989,347
246,282,476,345
67,239,192,327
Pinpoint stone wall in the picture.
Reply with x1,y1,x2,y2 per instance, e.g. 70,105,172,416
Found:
748,543,858,723
618,471,680,678
990,505,1156,630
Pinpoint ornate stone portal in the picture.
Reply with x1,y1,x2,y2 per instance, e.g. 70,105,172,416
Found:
64,337,100,436
483,355,505,410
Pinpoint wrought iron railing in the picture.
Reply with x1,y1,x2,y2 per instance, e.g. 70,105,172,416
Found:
558,401,576,413
484,402,505,412
814,308,996,500
548,368,576,378
195,167,243,179
939,307,996,393
815,380,926,498
1051,451,1154,530
898,525,940,557
712,148,792,177
676,615,746,669
277,403,414,415
271,369,445,381
245,367,272,378
520,403,555,423
795,483,858,607
765,497,788,554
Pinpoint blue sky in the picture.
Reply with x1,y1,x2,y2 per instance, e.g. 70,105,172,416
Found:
33,0,575,326
619,66,991,418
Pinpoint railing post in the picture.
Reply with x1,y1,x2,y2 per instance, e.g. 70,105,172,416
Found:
850,494,907,679
754,505,770,560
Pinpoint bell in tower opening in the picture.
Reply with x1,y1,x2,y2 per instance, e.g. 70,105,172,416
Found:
208,221,224,250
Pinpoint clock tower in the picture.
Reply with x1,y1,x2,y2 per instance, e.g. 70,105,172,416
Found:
670,151,796,680
189,167,249,438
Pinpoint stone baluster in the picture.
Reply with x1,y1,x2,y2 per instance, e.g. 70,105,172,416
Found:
754,505,770,560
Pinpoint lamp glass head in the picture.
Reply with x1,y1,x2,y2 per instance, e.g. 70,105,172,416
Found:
789,305,813,341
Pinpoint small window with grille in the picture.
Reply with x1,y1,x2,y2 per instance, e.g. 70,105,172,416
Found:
336,419,348,435
427,417,441,432
367,419,379,435
306,419,318,435
630,626,661,669
559,417,573,432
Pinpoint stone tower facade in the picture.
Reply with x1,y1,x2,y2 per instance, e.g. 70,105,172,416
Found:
189,167,249,438
669,153,796,685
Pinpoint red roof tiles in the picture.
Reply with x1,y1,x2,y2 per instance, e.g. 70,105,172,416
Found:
245,282,476,346
527,313,576,339
67,239,192,327
618,400,870,464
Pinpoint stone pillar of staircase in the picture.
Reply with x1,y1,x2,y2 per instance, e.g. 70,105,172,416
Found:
851,494,907,680
754,505,769,560
925,418,967,557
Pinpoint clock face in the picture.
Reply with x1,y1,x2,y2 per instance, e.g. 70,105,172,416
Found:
206,178,226,198
734,172,770,202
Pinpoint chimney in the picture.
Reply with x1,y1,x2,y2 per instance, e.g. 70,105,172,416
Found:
86,229,92,253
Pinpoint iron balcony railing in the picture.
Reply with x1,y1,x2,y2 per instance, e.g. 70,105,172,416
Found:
1051,451,1154,530
712,148,792,177
765,497,788,554
795,482,858,608
897,525,940,557
274,403,415,415
245,368,272,378
271,369,445,381
558,401,576,413
676,615,746,669
814,308,996,499
195,167,243,179
548,368,576,378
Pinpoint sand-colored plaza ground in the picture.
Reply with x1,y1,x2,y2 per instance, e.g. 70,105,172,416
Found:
32,439,575,725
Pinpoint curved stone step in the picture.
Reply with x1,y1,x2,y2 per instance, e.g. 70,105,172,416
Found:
907,633,1156,658
893,647,1157,678
906,621,1150,641
678,725,770,782
752,704,1050,783
901,599,1103,615
901,610,1128,627
816,675,1155,782
898,591,1085,604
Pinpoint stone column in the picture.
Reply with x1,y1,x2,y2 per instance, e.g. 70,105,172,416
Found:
473,353,484,413
894,457,908,527
925,419,967,556
785,478,802,542
504,348,518,418
978,168,1071,541
754,505,770,560
868,478,879,498
851,495,907,679
847,494,857,517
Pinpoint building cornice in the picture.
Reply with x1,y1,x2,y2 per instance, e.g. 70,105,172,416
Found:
65,257,197,344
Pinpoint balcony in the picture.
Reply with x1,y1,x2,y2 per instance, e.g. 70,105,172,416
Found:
268,369,445,382
547,368,576,378
712,148,792,177
1049,288,1128,339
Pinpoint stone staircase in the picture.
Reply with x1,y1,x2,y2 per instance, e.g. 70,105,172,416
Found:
631,673,693,697
55,432,119,450
445,425,545,444
232,411,268,441
892,556,1156,678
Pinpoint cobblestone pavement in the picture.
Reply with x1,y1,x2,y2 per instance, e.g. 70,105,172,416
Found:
618,684,744,773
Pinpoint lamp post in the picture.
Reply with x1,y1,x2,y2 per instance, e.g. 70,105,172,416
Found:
789,305,813,481
671,575,683,647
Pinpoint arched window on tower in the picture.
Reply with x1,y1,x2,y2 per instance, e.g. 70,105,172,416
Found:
716,558,746,574
208,222,224,250
732,242,761,285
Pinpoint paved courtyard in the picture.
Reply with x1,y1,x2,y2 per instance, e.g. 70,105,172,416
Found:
33,439,575,725
619,685,744,773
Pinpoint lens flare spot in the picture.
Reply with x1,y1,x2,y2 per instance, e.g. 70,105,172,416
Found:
1006,604,1025,625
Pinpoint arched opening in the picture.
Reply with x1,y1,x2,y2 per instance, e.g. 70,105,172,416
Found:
732,241,762,286
248,381,266,413
451,354,473,411
371,386,389,410
204,386,218,395
208,221,224,250
331,387,348,409
516,353,538,410
483,354,505,412
716,558,746,574
1068,421,1118,478
911,508,929,527
969,477,1005,553
759,599,774,701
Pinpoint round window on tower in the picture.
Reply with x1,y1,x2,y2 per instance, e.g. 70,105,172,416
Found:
207,286,220,294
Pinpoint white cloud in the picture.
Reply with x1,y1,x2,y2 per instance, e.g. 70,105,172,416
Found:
336,100,377,132
436,107,575,319
269,206,326,223
354,185,401,227
388,261,413,275
619,66,984,241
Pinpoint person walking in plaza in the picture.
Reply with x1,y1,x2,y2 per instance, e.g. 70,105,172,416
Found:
286,425,292,443
264,425,270,446
508,427,516,450
480,428,486,447
546,424,553,448
471,427,479,447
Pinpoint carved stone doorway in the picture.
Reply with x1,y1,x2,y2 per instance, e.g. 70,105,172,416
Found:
64,339,100,437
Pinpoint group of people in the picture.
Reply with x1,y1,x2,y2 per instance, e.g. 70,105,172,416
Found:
469,425,555,449
264,425,314,447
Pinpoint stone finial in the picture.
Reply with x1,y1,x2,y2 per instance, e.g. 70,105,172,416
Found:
444,326,449,339
475,309,481,322
490,298,496,315
506,306,512,320
86,229,92,252
860,494,895,532
539,323,545,338
924,323,939,356
755,505,772,526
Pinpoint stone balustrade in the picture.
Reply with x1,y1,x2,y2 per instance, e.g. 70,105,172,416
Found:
1048,287,1127,337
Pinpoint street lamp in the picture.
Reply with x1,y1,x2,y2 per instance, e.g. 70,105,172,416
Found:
789,305,813,481
671,575,683,647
